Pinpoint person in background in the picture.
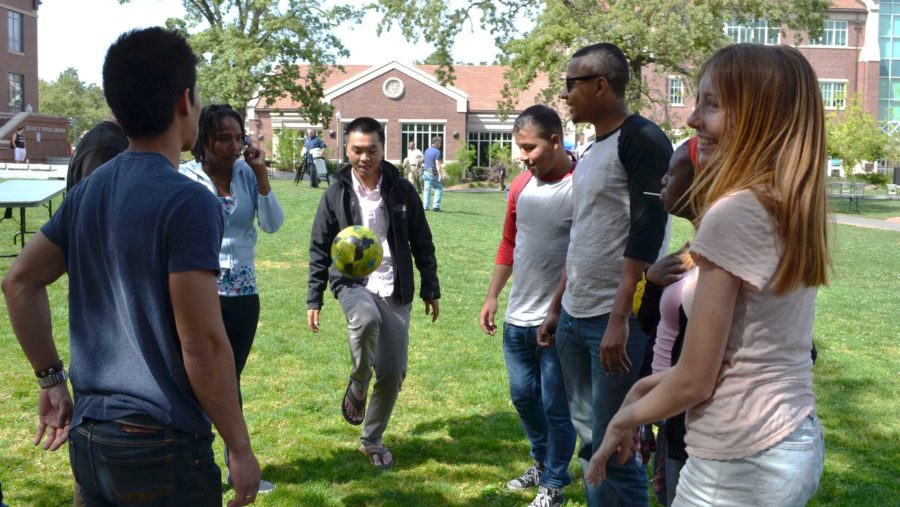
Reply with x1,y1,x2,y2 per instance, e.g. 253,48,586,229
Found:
402,140,424,192
422,136,444,211
180,103,284,494
11,126,26,162
304,128,327,188
66,117,128,191
631,139,698,506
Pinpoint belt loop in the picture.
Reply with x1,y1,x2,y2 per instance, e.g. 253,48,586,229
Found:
87,421,99,489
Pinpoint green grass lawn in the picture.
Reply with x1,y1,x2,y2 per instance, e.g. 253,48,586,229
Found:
1,181,898,506
829,196,900,219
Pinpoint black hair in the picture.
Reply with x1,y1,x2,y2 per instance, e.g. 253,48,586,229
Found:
102,27,198,138
571,43,629,97
345,117,384,147
513,104,564,141
191,104,245,166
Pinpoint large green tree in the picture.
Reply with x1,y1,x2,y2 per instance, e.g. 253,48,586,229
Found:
120,0,361,124
376,0,830,114
38,68,110,144
827,95,888,176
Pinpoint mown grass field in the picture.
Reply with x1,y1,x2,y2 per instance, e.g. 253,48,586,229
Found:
0,180,897,506
829,196,900,219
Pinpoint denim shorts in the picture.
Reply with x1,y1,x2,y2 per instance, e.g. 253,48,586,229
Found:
673,411,824,507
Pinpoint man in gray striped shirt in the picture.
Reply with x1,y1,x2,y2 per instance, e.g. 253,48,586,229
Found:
540,43,671,507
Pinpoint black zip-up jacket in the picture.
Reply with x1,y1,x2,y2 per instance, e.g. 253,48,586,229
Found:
307,161,440,309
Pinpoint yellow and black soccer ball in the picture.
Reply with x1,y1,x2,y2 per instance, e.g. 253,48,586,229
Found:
331,225,384,278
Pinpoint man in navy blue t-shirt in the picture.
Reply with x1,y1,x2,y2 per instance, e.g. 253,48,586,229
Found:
422,136,444,211
2,28,261,506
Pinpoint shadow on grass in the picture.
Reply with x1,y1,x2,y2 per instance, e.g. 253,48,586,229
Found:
428,210,483,216
261,412,545,505
829,198,900,217
809,358,898,506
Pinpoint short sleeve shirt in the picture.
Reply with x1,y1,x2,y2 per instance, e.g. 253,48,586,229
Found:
685,190,817,460
562,115,670,317
42,151,224,435
424,146,441,170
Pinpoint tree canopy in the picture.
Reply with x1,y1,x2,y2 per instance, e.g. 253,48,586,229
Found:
39,68,109,144
376,0,830,114
119,0,361,124
827,95,888,175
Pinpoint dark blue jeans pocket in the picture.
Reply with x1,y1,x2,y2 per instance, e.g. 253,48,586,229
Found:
99,446,177,505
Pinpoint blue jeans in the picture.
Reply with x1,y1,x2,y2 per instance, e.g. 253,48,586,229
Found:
422,171,443,210
673,412,824,506
503,323,577,489
68,415,221,506
555,309,650,507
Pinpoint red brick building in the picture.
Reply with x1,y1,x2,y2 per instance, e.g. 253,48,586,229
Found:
249,0,893,178
645,0,875,137
0,0,69,163
248,61,548,166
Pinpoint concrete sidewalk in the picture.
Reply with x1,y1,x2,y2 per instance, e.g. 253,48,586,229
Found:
833,214,900,232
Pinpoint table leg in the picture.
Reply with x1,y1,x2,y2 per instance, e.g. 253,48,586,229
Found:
19,207,26,249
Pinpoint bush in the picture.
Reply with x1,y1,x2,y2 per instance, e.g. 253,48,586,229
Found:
849,173,889,186
468,166,490,181
443,161,463,185
274,128,302,171
325,158,343,175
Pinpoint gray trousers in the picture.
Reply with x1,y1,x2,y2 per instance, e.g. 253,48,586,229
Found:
338,285,411,446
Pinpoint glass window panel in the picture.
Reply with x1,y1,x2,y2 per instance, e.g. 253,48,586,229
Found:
8,73,23,112
881,15,891,37
891,81,900,100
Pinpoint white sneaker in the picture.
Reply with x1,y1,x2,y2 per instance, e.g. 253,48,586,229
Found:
507,460,543,490
529,486,565,507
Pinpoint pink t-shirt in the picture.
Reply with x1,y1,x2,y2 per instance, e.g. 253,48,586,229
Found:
651,270,691,373
685,190,817,460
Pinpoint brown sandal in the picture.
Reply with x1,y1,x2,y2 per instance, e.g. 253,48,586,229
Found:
360,444,394,469
341,381,366,426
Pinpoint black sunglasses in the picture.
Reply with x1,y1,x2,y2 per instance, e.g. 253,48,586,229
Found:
565,74,604,93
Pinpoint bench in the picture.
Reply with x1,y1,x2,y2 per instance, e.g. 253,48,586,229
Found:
828,182,866,212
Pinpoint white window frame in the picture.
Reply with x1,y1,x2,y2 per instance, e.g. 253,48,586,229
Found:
668,77,685,107
467,131,514,167
7,11,22,53
8,72,23,112
400,121,446,163
811,20,849,47
724,18,779,45
819,80,848,110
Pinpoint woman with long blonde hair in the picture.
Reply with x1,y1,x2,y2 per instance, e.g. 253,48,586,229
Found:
586,43,830,506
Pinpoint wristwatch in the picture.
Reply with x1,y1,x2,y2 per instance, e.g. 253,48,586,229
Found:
35,362,68,389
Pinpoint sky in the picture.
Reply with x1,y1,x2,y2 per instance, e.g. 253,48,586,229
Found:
37,0,503,86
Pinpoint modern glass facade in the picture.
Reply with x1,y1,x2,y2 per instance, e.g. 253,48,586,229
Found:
879,1,900,123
